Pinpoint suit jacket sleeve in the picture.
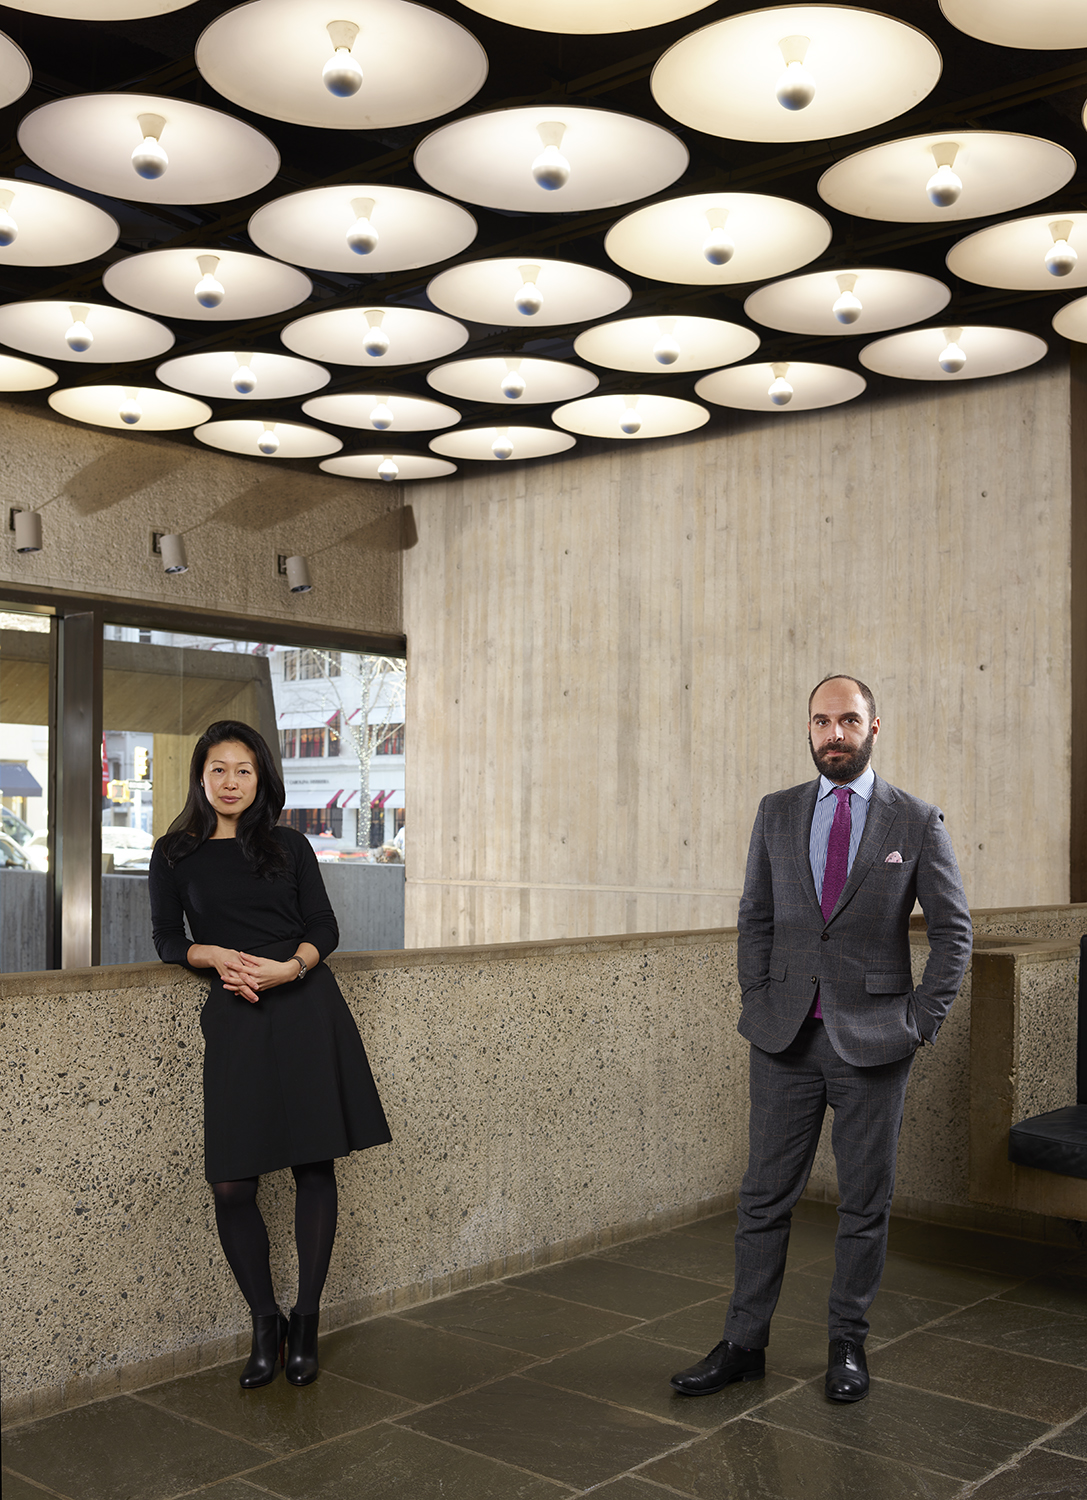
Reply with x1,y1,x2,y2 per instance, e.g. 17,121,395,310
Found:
911,805,972,1043
736,796,775,1001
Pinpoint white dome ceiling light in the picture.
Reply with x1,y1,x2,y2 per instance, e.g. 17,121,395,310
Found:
451,0,714,33
320,452,458,481
0,299,172,362
195,0,487,131
652,6,941,144
104,248,312,321
426,356,598,406
605,193,831,285
156,351,330,402
48,384,211,431
859,325,1047,382
819,132,1075,224
248,184,477,274
414,105,687,214
552,392,709,440
0,177,118,266
18,93,279,204
938,0,1087,50
695,360,866,412
946,213,1087,293
302,391,460,432
745,267,950,336
281,305,469,367
430,425,576,462
427,257,630,328
194,418,343,459
574,314,759,373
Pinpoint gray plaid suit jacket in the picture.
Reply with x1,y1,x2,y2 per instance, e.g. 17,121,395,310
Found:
736,774,972,1067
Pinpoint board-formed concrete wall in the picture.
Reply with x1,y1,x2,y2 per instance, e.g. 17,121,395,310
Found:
403,367,1073,948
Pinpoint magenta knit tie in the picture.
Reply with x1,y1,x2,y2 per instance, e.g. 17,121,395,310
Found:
821,787,852,920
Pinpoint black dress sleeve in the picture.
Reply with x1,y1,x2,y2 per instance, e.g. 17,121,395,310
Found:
289,832,340,961
148,841,193,966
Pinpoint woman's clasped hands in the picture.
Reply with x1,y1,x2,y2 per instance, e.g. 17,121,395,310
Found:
188,945,303,1003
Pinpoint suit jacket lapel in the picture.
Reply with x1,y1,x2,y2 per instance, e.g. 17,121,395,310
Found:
827,775,900,921
793,779,824,918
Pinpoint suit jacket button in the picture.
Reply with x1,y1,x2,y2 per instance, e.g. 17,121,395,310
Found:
820,932,829,941
811,975,817,984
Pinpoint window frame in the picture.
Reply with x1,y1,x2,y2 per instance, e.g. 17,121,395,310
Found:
0,582,404,969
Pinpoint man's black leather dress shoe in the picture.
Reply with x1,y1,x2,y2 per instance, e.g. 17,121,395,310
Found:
670,1340,765,1395
825,1339,869,1402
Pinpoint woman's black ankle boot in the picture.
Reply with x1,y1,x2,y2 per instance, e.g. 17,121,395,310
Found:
286,1308,320,1386
239,1311,287,1389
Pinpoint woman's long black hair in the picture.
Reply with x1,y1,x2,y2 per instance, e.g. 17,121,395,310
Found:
160,719,288,878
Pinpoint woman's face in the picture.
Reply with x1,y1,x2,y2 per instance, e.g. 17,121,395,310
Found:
202,740,258,823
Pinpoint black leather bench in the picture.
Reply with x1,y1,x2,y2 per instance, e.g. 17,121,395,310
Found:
1008,933,1087,1181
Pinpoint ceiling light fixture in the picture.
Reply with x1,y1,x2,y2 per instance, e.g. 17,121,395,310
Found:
118,387,143,425
0,188,16,245
363,310,390,357
65,304,92,352
651,318,681,365
501,358,526,399
193,255,225,309
775,34,814,111
515,265,543,317
322,19,363,96
231,355,256,394
619,397,642,435
926,142,962,207
491,427,514,459
377,456,399,482
258,422,280,455
767,362,794,404
938,327,966,373
369,401,394,430
702,207,734,266
831,273,862,324
1046,220,1077,278
131,112,168,179
347,196,378,255
531,121,570,191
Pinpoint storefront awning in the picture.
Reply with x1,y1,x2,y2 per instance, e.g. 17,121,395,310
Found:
0,762,42,796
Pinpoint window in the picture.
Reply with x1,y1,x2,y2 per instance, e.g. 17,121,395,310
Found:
282,648,340,682
279,728,297,759
327,712,341,758
376,724,405,755
280,806,343,838
298,726,325,758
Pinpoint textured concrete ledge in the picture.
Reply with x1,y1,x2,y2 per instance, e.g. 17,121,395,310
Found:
3,912,1084,1427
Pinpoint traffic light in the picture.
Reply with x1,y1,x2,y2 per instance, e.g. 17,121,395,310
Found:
133,745,150,780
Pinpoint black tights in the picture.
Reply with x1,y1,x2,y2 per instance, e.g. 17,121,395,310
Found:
211,1160,338,1316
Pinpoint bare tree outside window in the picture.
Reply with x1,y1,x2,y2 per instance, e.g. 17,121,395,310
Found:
278,652,405,849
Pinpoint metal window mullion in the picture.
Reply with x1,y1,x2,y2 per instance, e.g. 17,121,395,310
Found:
52,609,103,969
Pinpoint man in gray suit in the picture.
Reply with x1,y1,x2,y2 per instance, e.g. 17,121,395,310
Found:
671,675,972,1403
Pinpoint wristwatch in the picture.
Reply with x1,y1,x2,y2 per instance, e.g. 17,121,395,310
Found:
290,955,307,981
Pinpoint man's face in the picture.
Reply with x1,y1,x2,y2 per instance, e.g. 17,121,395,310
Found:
808,680,880,785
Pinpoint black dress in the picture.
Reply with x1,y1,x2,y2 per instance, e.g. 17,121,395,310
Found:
149,827,391,1182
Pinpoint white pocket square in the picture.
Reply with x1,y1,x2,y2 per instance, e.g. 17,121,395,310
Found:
885,850,903,863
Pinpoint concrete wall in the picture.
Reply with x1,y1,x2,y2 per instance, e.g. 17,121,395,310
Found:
403,366,1073,948
4,908,1083,1425
1,401,403,638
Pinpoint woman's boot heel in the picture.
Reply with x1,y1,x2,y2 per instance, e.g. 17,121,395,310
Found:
286,1308,320,1386
239,1311,287,1389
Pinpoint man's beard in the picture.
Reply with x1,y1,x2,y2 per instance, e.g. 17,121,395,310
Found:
809,728,875,784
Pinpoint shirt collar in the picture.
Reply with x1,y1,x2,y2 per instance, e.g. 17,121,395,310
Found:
818,765,875,802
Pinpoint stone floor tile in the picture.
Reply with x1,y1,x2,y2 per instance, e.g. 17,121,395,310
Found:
251,1421,571,1499
875,1252,1021,1305
781,1221,841,1268
792,1200,842,1228
885,1222,1075,1279
597,1231,733,1286
964,1446,1087,1499
998,1274,1087,1319
869,1331,1087,1422
319,1314,536,1402
398,1283,638,1355
759,1372,1047,1480
1044,1412,1087,1461
529,1331,797,1430
766,1268,831,1327
181,1484,278,1499
503,1258,722,1320
625,1297,730,1356
585,1480,694,1499
670,1214,738,1244
927,1297,1087,1366
0,1394,266,1500
0,1471,58,1500
764,1315,838,1379
395,1374,692,1490
637,1414,962,1499
136,1364,411,1455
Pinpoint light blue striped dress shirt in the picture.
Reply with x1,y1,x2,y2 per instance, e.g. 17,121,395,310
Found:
808,765,875,902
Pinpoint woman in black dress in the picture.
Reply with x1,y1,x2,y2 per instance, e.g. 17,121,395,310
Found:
149,719,390,1388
